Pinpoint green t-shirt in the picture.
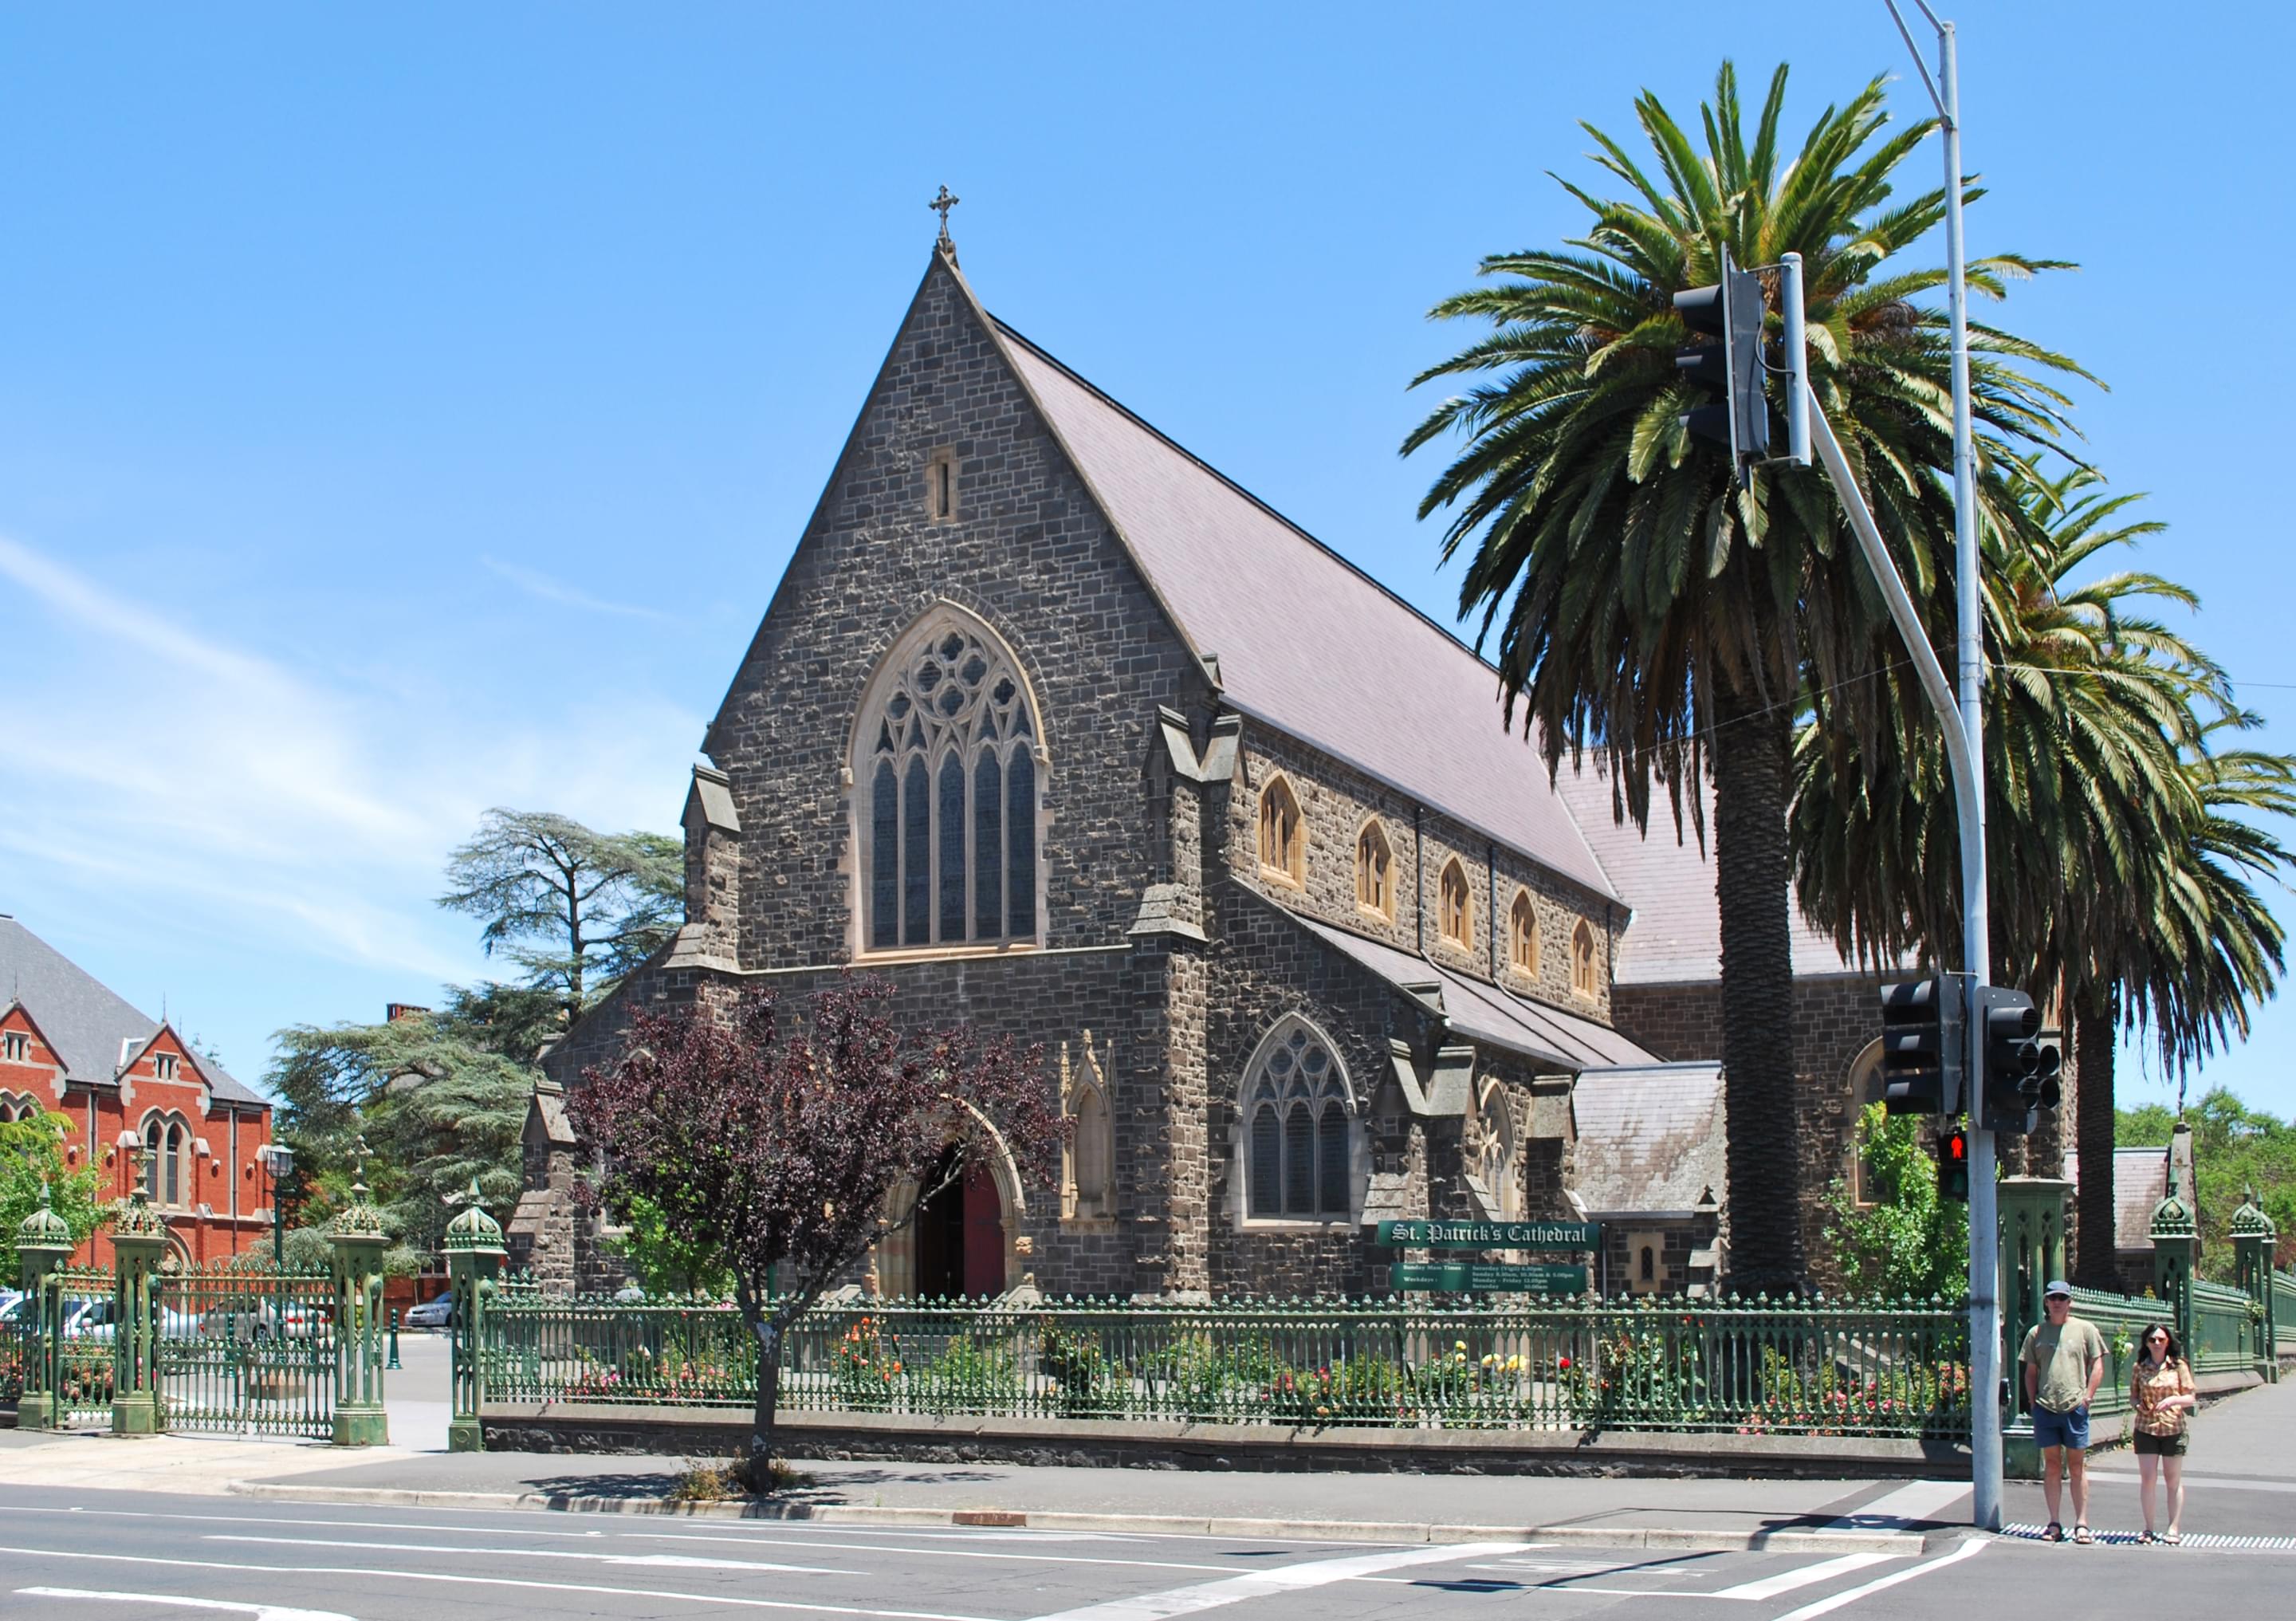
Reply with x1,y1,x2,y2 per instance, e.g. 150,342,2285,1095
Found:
2021,1316,2107,1413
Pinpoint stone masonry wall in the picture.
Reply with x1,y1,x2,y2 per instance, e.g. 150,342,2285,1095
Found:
1227,723,1615,1022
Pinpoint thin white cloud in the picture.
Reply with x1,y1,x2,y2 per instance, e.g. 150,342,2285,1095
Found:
0,533,699,988
481,555,669,621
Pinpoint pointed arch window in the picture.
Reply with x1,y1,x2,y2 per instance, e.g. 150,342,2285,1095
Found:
1509,890,1540,978
1438,858,1472,949
859,612,1041,950
1257,773,1303,887
1571,920,1599,997
1476,1081,1521,1222
1243,1020,1354,1222
142,1112,191,1210
1354,818,1393,919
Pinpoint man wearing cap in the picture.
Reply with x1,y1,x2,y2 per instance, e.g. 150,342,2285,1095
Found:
2022,1281,2108,1544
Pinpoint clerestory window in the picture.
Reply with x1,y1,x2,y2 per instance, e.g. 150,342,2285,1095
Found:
1355,818,1393,919
1572,920,1600,997
859,612,1041,951
1509,889,1540,978
1438,858,1472,949
1257,773,1303,887
1244,1019,1355,1222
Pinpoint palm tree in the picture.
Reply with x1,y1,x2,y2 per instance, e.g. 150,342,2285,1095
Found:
1405,61,2085,1290
1790,460,2295,1286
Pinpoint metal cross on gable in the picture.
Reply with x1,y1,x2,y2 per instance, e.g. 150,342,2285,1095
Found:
929,184,960,245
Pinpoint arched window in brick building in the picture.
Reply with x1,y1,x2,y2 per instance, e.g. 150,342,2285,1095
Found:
1257,773,1304,887
1508,889,1540,978
855,608,1042,951
142,1112,192,1209
0,1092,37,1123
1438,858,1472,949
1243,1017,1354,1222
1354,817,1393,919
1571,920,1599,998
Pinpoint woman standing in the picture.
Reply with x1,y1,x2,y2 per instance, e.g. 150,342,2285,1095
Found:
2131,1322,2198,1544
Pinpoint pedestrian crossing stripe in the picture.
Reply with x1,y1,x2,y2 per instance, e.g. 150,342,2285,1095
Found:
2002,1524,2296,1552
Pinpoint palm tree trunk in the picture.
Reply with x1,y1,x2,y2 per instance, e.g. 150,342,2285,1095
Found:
2072,991,2119,1290
1712,681,1804,1293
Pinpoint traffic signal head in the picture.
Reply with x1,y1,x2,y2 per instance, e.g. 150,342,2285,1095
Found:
1674,251,1771,476
1937,1127,1970,1203
1976,986,2063,1135
1877,973,1968,1118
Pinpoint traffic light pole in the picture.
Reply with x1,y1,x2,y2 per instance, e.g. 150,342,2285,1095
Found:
1885,0,1999,1533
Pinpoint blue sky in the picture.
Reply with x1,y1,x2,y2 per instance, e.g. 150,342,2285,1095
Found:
2,3,2290,1118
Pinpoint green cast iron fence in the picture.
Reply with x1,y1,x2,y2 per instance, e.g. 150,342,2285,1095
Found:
476,1287,1972,1440
2188,1277,2264,1379
155,1260,340,1439
2273,1270,2296,1359
2056,1287,2160,1426
51,1266,118,1426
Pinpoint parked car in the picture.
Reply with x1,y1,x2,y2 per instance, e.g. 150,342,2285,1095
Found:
64,1297,199,1341
199,1299,328,1341
403,1292,452,1330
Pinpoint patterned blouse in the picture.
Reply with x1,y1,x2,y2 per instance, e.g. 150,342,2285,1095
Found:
2131,1356,2195,1436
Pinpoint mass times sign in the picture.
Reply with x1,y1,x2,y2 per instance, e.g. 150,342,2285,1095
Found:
1374,1219,1599,1251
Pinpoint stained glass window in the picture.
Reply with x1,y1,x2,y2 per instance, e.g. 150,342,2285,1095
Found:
857,612,1042,950
1509,890,1539,977
1250,1107,1280,1218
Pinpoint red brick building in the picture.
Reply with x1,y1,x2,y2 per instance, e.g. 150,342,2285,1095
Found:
0,915,277,1266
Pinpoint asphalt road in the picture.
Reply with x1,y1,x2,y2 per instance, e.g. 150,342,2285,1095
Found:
1,1483,2290,1621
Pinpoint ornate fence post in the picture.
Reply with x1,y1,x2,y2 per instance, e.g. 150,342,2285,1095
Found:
443,1182,505,1454
2231,1190,2278,1383
328,1155,391,1446
13,1187,75,1430
1995,1177,2071,1479
109,1176,171,1436
2150,1190,2199,1355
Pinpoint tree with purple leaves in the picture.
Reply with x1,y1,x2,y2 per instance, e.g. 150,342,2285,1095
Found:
570,976,1063,1491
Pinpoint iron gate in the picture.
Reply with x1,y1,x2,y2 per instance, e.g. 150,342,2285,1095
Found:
157,1260,339,1438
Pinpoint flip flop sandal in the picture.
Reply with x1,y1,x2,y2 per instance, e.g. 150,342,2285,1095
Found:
2043,1523,2064,1542
2074,1525,2094,1544
2164,1532,2183,1545
2137,1531,2156,1544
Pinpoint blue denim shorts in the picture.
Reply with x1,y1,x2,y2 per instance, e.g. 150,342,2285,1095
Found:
2033,1405,2092,1452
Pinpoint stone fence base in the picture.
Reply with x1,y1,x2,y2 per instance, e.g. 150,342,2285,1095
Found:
482,1403,1972,1481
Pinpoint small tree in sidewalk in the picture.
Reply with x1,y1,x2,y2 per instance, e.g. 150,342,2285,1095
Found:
570,976,1061,1491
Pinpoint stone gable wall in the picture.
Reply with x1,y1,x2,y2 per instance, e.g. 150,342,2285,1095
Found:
704,255,1208,970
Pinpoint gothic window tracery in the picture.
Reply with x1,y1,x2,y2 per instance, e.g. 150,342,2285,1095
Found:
1355,818,1393,919
1244,1020,1354,1222
859,613,1040,951
1476,1081,1521,1221
1438,858,1472,948
142,1112,192,1210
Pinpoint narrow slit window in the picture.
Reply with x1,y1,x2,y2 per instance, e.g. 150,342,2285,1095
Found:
926,450,956,521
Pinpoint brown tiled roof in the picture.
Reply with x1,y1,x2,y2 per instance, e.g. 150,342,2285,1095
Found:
992,321,1618,905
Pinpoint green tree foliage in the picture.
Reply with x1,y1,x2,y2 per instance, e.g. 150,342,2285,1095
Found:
438,809,682,1013
1402,61,2084,1289
2118,1090,2296,1277
605,1191,735,1300
267,982,552,1253
1821,1103,1968,1300
0,1106,108,1245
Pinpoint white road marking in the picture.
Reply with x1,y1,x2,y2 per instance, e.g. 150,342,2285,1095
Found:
208,1533,852,1574
18,1591,352,1621
1025,1540,1528,1620
0,1545,1001,1620
1821,1479,1968,1531
1771,1537,1987,1621
2087,1473,2296,1493
1709,1552,1901,1599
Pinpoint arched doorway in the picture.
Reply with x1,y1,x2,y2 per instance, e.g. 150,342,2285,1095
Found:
910,1146,1006,1300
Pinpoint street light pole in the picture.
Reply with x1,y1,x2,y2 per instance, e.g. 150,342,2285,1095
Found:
258,1142,295,1265
1885,0,1998,1530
